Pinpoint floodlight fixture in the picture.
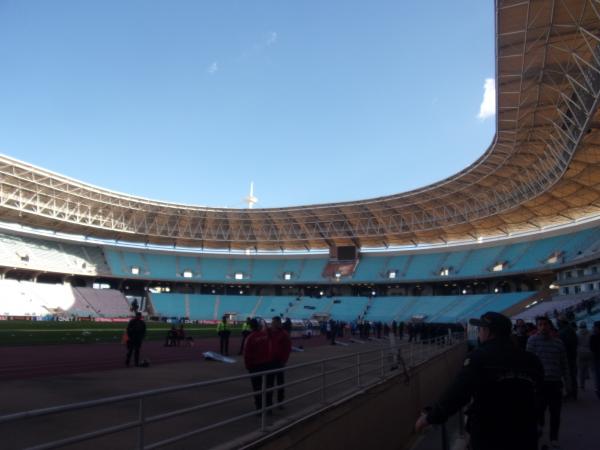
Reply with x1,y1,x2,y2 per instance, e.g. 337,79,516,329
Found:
492,262,504,272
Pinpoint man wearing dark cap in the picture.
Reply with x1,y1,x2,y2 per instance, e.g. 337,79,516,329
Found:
415,311,543,450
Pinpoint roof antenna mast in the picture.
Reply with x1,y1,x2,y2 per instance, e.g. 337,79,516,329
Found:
244,182,258,209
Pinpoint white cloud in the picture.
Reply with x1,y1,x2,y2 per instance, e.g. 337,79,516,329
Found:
477,78,496,120
266,31,278,46
207,61,218,75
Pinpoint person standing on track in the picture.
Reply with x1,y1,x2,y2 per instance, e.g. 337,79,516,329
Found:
239,317,252,355
125,312,146,367
270,316,292,408
244,318,274,413
217,315,231,356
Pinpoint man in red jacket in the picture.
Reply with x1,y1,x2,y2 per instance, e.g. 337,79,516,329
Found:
270,316,292,408
244,319,274,413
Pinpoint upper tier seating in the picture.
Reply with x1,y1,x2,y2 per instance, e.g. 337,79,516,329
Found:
0,233,110,276
105,248,330,283
103,226,600,283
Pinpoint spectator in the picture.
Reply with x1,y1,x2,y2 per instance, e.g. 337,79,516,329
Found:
527,316,569,448
415,312,543,450
164,325,177,347
375,321,382,339
591,321,600,399
558,318,578,399
125,312,146,367
514,319,529,351
283,317,292,334
216,315,231,356
270,316,292,408
244,319,273,413
407,322,415,342
577,322,592,390
328,319,337,345
176,325,186,347
238,317,252,355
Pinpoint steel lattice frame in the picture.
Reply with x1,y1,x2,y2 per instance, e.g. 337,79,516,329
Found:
3,0,600,251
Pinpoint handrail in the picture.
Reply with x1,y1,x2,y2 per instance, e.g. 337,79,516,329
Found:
0,333,466,450
0,344,398,423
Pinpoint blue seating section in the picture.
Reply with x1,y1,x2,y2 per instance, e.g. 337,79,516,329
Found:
364,292,534,323
286,296,332,319
148,292,534,322
188,295,215,320
217,296,260,319
150,293,186,318
328,297,370,321
459,246,506,276
103,226,600,283
253,296,291,318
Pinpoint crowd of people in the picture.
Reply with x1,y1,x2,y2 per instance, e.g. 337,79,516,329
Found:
164,324,194,347
123,304,599,446
415,312,600,450
552,296,597,322
319,318,465,343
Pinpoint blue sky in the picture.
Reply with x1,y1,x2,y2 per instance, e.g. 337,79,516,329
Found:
0,0,495,208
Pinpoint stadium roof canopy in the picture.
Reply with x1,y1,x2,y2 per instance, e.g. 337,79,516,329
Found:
3,0,600,252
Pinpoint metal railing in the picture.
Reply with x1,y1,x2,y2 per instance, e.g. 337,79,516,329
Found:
0,333,465,450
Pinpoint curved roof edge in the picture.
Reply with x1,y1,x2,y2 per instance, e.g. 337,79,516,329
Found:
2,1,600,250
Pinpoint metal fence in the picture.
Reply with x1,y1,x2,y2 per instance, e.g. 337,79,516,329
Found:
0,333,465,450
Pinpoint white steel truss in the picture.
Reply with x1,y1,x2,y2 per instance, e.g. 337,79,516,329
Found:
3,0,600,250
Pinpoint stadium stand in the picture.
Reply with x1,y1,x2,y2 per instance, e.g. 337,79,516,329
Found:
328,297,370,322
512,292,599,321
150,293,187,318
0,233,110,276
145,292,534,323
2,226,600,286
73,287,130,317
363,293,534,323
216,295,259,319
92,226,600,283
0,280,128,318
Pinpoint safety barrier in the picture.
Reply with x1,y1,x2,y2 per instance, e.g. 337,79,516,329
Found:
0,333,465,449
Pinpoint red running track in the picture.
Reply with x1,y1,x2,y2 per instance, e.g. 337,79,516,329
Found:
0,335,329,381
